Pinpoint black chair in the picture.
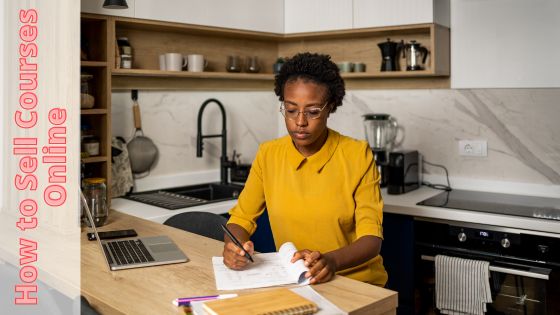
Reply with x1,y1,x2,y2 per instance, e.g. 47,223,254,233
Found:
163,211,228,241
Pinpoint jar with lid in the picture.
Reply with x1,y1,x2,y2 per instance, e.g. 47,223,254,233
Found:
121,54,132,69
82,178,108,227
80,73,95,109
82,136,100,156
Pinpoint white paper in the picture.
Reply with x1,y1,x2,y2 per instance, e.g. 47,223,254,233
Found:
290,286,348,315
212,242,310,290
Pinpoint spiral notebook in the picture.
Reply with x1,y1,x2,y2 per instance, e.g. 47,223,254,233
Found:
202,288,318,315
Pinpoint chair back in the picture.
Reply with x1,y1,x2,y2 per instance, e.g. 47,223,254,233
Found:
164,211,228,241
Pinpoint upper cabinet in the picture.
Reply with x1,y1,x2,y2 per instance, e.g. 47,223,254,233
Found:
451,0,560,88
134,0,284,33
353,0,450,29
284,0,353,33
80,0,135,18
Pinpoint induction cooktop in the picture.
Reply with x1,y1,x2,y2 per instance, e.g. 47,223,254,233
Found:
417,189,560,221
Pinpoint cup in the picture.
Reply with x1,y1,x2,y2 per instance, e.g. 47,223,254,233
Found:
226,55,242,72
186,54,207,72
337,61,354,73
245,56,260,73
165,53,187,71
353,62,366,72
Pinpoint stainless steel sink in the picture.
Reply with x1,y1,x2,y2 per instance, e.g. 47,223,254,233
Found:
124,183,243,210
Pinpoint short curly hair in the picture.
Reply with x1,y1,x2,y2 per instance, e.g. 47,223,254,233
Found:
274,52,345,113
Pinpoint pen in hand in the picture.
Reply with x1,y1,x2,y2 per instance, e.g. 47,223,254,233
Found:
221,224,254,263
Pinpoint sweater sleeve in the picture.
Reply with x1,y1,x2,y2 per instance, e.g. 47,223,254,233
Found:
353,142,384,240
227,144,267,235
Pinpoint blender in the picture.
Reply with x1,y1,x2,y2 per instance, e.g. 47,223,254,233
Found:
363,114,398,187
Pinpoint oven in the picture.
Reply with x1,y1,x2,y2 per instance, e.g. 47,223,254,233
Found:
413,218,560,315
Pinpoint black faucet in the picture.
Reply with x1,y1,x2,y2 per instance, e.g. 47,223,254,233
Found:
196,98,234,185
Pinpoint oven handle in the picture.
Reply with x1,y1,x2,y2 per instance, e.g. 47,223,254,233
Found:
420,255,550,280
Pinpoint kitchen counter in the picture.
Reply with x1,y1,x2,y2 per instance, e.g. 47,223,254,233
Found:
113,186,560,235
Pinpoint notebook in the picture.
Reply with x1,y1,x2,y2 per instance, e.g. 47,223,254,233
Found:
212,242,309,290
81,190,188,271
203,288,318,315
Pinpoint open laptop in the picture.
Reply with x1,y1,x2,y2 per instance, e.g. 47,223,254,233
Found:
81,191,188,271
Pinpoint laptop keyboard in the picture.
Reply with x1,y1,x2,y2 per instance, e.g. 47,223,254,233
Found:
104,239,155,266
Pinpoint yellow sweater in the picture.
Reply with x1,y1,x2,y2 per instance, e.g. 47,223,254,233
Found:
228,129,387,286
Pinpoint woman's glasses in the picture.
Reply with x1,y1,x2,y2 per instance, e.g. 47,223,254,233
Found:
279,102,328,120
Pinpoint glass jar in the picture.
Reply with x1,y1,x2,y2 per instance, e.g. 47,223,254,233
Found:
80,73,95,109
121,54,132,69
82,178,108,227
83,136,100,156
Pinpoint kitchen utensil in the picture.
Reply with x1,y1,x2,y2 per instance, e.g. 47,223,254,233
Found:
186,54,207,72
127,90,158,177
337,61,354,73
165,53,187,71
403,40,429,71
363,113,399,187
377,38,403,71
245,56,260,73
226,55,242,72
353,62,366,72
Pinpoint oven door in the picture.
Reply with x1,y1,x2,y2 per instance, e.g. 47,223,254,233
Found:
414,246,555,315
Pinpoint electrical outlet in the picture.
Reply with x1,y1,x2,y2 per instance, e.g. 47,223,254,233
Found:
458,140,487,157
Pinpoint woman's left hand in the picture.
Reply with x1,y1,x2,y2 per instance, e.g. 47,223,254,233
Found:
291,250,337,284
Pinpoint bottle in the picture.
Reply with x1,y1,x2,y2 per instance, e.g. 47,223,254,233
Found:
82,178,108,227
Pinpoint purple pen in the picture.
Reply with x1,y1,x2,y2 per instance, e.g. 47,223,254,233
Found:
172,294,237,306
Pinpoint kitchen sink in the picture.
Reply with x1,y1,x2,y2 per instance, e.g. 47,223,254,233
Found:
124,183,244,210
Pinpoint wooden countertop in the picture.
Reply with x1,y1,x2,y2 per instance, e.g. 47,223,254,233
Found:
81,211,397,315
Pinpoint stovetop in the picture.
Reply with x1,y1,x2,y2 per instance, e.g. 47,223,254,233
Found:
417,189,560,221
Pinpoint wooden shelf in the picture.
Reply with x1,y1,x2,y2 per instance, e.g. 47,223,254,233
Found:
81,61,108,67
113,68,274,80
112,69,275,90
107,16,450,90
82,156,108,163
81,108,108,115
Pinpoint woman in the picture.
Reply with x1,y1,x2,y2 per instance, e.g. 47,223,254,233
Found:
223,52,387,286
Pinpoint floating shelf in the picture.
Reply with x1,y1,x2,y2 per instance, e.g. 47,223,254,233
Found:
81,108,108,115
82,156,108,164
81,61,108,67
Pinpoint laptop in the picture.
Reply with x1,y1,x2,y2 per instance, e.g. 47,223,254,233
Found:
80,191,189,271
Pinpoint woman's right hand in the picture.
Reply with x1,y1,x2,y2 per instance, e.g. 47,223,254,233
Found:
222,240,254,270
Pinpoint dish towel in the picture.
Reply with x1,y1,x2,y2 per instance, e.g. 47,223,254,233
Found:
435,255,492,315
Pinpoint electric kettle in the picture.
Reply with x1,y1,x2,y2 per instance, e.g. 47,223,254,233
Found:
377,38,403,71
403,40,429,71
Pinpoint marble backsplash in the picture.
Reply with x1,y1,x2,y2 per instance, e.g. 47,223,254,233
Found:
112,88,560,190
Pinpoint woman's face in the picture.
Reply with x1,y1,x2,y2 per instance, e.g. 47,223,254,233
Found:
282,79,330,157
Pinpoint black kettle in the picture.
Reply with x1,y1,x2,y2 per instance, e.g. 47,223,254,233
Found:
377,38,403,71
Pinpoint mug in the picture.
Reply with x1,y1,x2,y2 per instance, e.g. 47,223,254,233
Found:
353,62,366,72
337,61,354,73
186,54,207,72
164,53,187,71
158,54,166,70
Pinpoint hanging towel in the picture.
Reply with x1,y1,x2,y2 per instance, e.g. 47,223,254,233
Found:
435,255,492,315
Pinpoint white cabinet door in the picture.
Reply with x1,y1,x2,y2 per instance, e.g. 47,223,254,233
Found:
353,0,450,28
134,0,284,33
451,0,560,88
81,0,135,17
284,0,353,33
